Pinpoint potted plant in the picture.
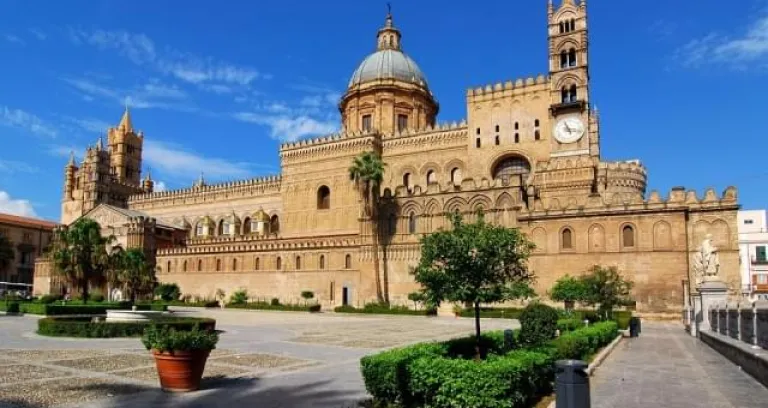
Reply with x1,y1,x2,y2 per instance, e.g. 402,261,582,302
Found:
142,325,219,392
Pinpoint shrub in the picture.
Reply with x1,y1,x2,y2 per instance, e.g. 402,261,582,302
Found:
6,302,20,314
270,298,280,306
38,295,61,304
227,302,320,312
229,289,248,306
334,303,437,316
300,291,314,300
457,307,524,319
360,342,446,405
518,303,559,347
37,317,216,338
142,324,219,352
557,318,583,333
444,331,507,359
154,283,181,302
551,321,618,361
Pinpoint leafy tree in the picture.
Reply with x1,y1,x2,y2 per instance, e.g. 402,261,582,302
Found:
51,219,114,304
549,274,586,311
115,248,156,304
301,291,315,303
407,291,426,310
349,151,387,303
0,233,14,278
579,265,634,320
230,289,248,305
412,213,535,357
154,283,181,301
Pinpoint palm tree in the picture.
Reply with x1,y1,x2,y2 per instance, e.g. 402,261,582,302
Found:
349,151,387,303
0,233,14,281
116,248,156,304
51,218,113,303
104,245,126,301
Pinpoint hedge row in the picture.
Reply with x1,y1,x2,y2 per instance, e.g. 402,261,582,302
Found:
361,321,618,408
37,317,216,338
160,300,220,308
0,302,167,315
227,302,321,312
334,304,437,316
458,307,632,329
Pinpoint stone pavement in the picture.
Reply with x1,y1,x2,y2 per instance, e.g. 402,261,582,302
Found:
0,308,517,408
591,321,768,408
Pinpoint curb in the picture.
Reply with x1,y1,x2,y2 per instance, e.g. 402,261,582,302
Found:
547,333,625,408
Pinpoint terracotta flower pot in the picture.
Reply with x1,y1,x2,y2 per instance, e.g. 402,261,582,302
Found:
152,349,211,392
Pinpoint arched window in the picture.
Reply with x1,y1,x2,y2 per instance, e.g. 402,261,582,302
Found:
166,261,171,273
198,259,203,271
255,257,260,270
183,260,187,272
561,228,573,250
515,122,519,130
408,212,417,234
562,85,578,103
535,119,540,127
535,130,541,140
276,257,282,270
561,88,569,103
622,225,636,248
196,223,204,236
216,259,221,271
514,133,520,143
495,135,500,145
559,22,565,33
569,85,577,102
426,170,436,184
270,215,280,235
232,258,238,271
242,217,251,234
317,186,331,209
560,51,568,69
493,156,531,183
569,48,577,67
345,254,352,269
296,256,301,270
403,173,412,191
451,168,462,186
475,138,481,148
319,255,325,270
570,19,576,31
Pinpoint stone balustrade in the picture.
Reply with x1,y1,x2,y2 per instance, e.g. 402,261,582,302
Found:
708,300,768,349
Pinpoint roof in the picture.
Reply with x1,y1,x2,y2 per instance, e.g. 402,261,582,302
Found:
348,49,429,89
84,204,181,230
0,213,59,230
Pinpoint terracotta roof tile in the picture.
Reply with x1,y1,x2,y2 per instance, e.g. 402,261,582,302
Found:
0,213,59,230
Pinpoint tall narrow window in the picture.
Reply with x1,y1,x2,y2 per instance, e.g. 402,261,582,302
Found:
270,215,280,235
570,19,576,31
622,225,635,248
397,114,408,132
255,257,260,270
362,114,372,131
451,168,462,186
276,257,282,270
476,127,480,135
570,85,577,102
166,261,171,273
514,133,520,143
535,119,540,127
403,173,412,191
534,119,541,141
426,170,436,184
515,122,519,130
559,22,565,33
495,125,500,132
216,259,221,271
232,258,238,271
317,186,331,209
569,48,577,67
476,138,481,148
330,281,335,301
757,246,767,262
495,135,500,145
319,255,325,269
296,256,301,270
561,228,573,250
183,260,187,272
345,254,352,269
408,213,417,234
560,51,568,69
198,259,203,271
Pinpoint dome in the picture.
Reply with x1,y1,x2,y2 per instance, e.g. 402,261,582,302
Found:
348,50,429,89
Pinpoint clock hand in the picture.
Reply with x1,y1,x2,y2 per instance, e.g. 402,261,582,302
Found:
563,121,572,133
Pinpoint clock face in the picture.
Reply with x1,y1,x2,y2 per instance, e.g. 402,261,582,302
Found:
553,117,586,144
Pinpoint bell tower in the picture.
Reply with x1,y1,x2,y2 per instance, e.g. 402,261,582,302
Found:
108,107,144,186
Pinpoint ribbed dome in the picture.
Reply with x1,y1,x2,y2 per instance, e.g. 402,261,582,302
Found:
348,50,429,89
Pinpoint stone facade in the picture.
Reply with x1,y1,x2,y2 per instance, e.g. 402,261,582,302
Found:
0,213,58,286
36,1,740,312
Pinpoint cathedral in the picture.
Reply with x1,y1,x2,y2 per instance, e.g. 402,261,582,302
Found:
34,1,740,312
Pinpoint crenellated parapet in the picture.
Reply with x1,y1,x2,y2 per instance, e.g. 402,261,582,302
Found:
598,160,648,194
466,74,550,102
157,234,360,257
383,123,467,155
279,130,380,165
128,175,282,207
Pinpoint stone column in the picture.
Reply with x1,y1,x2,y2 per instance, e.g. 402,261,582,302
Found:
696,280,729,334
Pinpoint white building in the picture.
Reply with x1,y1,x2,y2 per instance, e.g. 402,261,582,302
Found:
738,210,768,300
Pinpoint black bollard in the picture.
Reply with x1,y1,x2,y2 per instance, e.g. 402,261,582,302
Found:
555,360,590,408
629,317,641,337
503,329,515,351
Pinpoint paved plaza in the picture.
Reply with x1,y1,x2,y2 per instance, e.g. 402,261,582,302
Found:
0,308,516,408
591,322,768,408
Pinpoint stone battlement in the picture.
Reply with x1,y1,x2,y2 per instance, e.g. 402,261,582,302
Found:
158,234,359,256
466,74,550,101
128,175,282,205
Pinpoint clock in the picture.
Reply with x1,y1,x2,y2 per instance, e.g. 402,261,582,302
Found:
553,116,586,144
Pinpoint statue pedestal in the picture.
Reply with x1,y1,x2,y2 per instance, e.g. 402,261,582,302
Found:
692,280,729,337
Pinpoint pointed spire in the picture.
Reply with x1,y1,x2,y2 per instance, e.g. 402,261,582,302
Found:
548,0,554,14
96,136,103,151
377,4,401,51
144,168,152,182
67,151,75,167
194,171,206,188
119,102,133,132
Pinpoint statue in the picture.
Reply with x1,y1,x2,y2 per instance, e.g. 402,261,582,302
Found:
692,234,720,286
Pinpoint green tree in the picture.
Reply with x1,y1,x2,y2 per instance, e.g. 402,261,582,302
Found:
579,265,634,320
412,213,535,357
0,233,14,279
549,274,586,311
154,283,182,302
115,248,156,304
51,219,114,304
349,151,387,303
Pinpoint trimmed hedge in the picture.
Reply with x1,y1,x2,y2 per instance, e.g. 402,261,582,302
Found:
334,304,437,316
227,302,321,312
361,322,619,408
458,307,632,329
557,318,584,332
159,300,220,308
37,316,216,338
0,301,167,315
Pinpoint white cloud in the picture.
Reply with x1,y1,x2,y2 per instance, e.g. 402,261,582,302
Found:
0,191,37,217
66,117,112,133
152,181,168,192
233,112,338,142
62,77,193,111
47,145,81,161
0,106,57,137
0,160,38,174
3,34,25,45
675,12,768,70
70,28,266,89
29,28,46,40
143,140,253,180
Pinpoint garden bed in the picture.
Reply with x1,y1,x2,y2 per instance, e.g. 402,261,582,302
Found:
0,301,167,316
334,304,437,316
457,307,632,329
360,321,618,408
226,302,321,312
37,316,216,338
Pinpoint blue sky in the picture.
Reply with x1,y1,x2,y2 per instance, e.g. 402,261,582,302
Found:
0,0,766,221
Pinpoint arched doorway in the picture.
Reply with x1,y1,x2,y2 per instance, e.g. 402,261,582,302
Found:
492,155,531,185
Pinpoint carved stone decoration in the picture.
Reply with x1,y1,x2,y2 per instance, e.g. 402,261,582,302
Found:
692,234,721,287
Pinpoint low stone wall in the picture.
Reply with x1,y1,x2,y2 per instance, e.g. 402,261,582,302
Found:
708,301,768,349
700,330,768,388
